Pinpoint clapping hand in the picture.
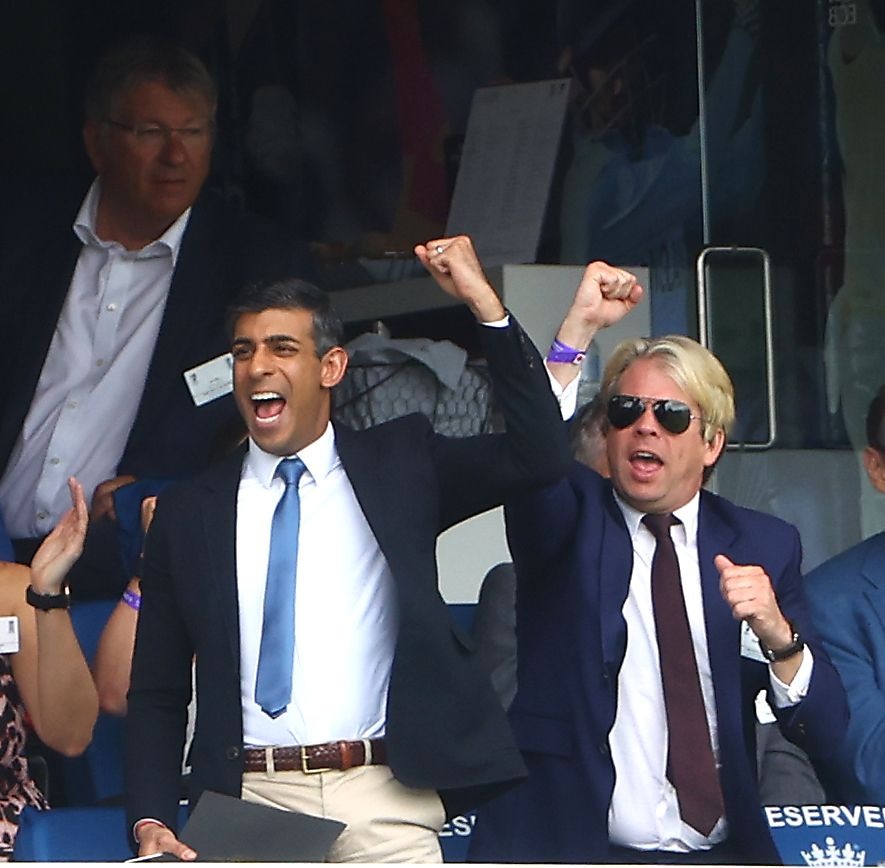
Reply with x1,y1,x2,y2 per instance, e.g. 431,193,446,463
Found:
30,477,87,595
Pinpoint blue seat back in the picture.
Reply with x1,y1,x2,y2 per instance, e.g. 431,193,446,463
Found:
57,600,125,805
15,804,190,861
447,602,476,634
69,598,116,664
15,805,132,861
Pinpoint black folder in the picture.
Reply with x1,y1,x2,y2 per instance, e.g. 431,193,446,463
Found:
180,790,345,862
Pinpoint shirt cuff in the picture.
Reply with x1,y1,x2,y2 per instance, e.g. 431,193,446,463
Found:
768,645,814,707
480,314,510,328
546,365,579,420
133,818,168,844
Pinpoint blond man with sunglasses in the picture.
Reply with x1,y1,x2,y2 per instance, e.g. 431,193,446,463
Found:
470,270,847,865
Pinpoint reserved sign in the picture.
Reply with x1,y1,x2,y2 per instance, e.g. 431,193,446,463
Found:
766,805,885,866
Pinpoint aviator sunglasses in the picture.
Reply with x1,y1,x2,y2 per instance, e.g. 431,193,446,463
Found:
607,394,702,435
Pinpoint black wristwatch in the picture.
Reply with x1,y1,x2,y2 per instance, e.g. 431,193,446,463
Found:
26,584,71,611
759,623,804,662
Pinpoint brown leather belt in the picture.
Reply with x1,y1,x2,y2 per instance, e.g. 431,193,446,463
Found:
243,738,387,774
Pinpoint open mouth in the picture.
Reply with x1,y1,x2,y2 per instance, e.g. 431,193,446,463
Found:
251,391,286,423
630,449,663,471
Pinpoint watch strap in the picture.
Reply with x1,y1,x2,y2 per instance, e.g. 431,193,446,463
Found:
759,624,804,662
26,584,71,611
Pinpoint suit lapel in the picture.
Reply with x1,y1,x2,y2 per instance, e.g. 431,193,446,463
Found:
197,449,244,660
861,536,885,626
2,232,81,456
135,202,221,425
598,486,633,668
333,424,403,564
697,496,740,672
696,494,742,737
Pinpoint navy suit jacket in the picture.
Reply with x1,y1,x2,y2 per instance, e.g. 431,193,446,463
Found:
470,462,848,864
805,531,885,803
124,317,572,834
0,184,308,483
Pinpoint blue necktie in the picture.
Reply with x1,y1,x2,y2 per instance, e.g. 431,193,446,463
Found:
255,457,306,718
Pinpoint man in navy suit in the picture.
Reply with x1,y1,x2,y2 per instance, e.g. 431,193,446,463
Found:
0,36,307,598
125,235,600,861
805,384,885,803
469,275,847,864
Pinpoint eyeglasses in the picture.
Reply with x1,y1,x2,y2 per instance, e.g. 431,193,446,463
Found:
103,118,212,148
607,394,702,435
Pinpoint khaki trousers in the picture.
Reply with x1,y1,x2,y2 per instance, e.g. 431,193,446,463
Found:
241,764,445,863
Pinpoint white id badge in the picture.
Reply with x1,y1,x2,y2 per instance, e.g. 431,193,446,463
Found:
183,353,233,407
0,617,20,654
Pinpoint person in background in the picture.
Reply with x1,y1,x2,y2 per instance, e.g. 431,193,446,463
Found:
0,35,309,599
568,394,610,474
805,383,885,803
0,478,99,855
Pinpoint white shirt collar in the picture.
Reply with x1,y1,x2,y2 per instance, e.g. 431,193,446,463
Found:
614,488,701,544
245,422,339,489
72,178,192,265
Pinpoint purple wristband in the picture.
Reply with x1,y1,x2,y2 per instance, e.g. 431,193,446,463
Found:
546,337,587,365
122,588,141,611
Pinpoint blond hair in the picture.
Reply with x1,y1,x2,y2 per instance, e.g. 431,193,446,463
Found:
599,335,735,444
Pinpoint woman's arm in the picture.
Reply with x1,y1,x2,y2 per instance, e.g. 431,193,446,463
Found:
9,478,98,755
94,495,155,715
93,578,140,715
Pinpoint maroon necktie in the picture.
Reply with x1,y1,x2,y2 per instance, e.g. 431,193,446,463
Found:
643,512,724,836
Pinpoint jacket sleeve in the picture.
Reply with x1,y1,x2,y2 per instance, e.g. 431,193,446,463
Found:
431,315,571,531
806,560,885,801
767,532,850,774
125,496,194,836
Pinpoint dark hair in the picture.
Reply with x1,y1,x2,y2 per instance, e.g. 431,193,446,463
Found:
84,35,217,121
226,278,344,358
867,384,885,453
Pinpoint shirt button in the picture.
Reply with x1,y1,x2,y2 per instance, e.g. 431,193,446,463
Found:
67,401,78,409
598,742,610,756
106,302,117,312
36,512,47,521
96,359,105,367
50,457,60,465
225,746,241,760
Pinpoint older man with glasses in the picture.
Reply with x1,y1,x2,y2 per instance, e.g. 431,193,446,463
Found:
0,36,310,599
469,272,848,865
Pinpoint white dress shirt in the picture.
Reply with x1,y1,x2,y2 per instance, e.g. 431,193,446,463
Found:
0,180,190,535
237,425,398,747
